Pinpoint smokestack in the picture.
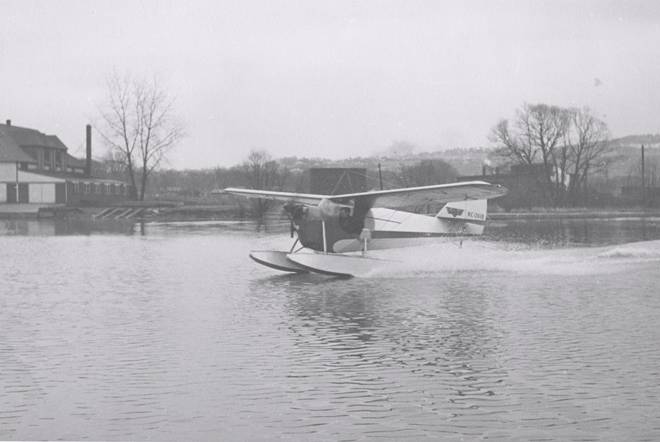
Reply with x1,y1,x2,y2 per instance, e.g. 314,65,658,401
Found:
5,119,10,126
85,124,92,178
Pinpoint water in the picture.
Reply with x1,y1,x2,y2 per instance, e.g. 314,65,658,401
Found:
1,217,660,440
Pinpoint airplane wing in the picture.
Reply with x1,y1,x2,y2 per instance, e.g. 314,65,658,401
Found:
327,181,507,208
223,188,326,206
224,181,507,209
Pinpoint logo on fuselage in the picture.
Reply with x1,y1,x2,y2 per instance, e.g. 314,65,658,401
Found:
446,207,464,217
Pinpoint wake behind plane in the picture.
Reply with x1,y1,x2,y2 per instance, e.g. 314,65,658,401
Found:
224,181,507,277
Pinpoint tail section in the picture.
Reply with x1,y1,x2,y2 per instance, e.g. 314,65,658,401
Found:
436,199,487,235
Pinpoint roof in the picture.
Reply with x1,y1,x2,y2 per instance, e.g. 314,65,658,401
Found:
0,126,37,163
0,123,68,150
64,152,86,168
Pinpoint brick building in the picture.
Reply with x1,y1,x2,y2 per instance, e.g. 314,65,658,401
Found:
0,120,130,205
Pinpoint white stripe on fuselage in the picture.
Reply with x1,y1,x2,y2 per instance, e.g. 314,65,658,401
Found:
332,208,485,253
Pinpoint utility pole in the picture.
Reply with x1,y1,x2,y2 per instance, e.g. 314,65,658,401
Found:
641,144,646,206
15,161,19,203
378,163,383,190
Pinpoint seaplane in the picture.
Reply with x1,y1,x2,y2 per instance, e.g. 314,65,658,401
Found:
224,181,507,277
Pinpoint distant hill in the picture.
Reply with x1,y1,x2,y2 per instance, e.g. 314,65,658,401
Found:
608,134,660,148
602,136,660,186
276,138,660,182
277,147,491,176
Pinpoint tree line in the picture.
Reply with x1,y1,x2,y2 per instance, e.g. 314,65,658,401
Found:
93,72,613,209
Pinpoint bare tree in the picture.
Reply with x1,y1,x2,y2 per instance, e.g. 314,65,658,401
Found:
564,107,610,203
97,72,184,200
491,103,572,205
490,118,536,166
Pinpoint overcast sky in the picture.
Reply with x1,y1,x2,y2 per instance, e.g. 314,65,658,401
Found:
1,0,660,168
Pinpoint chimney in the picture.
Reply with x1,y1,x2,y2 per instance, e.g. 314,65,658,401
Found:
5,119,10,126
85,124,92,177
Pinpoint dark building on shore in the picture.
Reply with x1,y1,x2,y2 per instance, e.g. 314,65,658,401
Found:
309,168,367,195
0,120,130,205
458,164,547,210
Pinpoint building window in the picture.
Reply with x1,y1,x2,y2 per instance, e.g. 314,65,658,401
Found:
105,183,111,195
43,150,51,169
73,182,80,193
84,183,91,194
55,151,62,166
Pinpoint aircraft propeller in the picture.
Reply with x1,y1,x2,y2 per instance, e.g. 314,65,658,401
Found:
282,202,302,238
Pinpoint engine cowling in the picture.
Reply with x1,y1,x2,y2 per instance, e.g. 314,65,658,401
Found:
318,199,352,220
284,199,354,223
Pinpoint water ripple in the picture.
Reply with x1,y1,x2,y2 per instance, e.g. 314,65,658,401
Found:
0,226,659,440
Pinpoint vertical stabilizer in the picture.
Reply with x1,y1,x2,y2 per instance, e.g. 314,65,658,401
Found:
436,200,487,234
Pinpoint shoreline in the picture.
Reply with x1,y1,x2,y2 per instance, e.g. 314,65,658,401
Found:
1,204,660,222
488,209,660,221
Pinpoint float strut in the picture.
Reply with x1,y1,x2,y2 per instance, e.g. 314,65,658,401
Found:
360,228,371,256
289,237,300,253
322,220,328,254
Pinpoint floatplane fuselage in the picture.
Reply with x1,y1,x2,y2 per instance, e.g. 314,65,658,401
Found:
225,181,507,277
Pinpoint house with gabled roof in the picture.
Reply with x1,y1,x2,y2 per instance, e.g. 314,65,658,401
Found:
0,120,130,204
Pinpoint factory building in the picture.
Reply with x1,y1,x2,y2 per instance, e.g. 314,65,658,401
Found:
0,120,129,205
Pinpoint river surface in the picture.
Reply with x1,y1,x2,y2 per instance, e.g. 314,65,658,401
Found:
1,217,660,441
